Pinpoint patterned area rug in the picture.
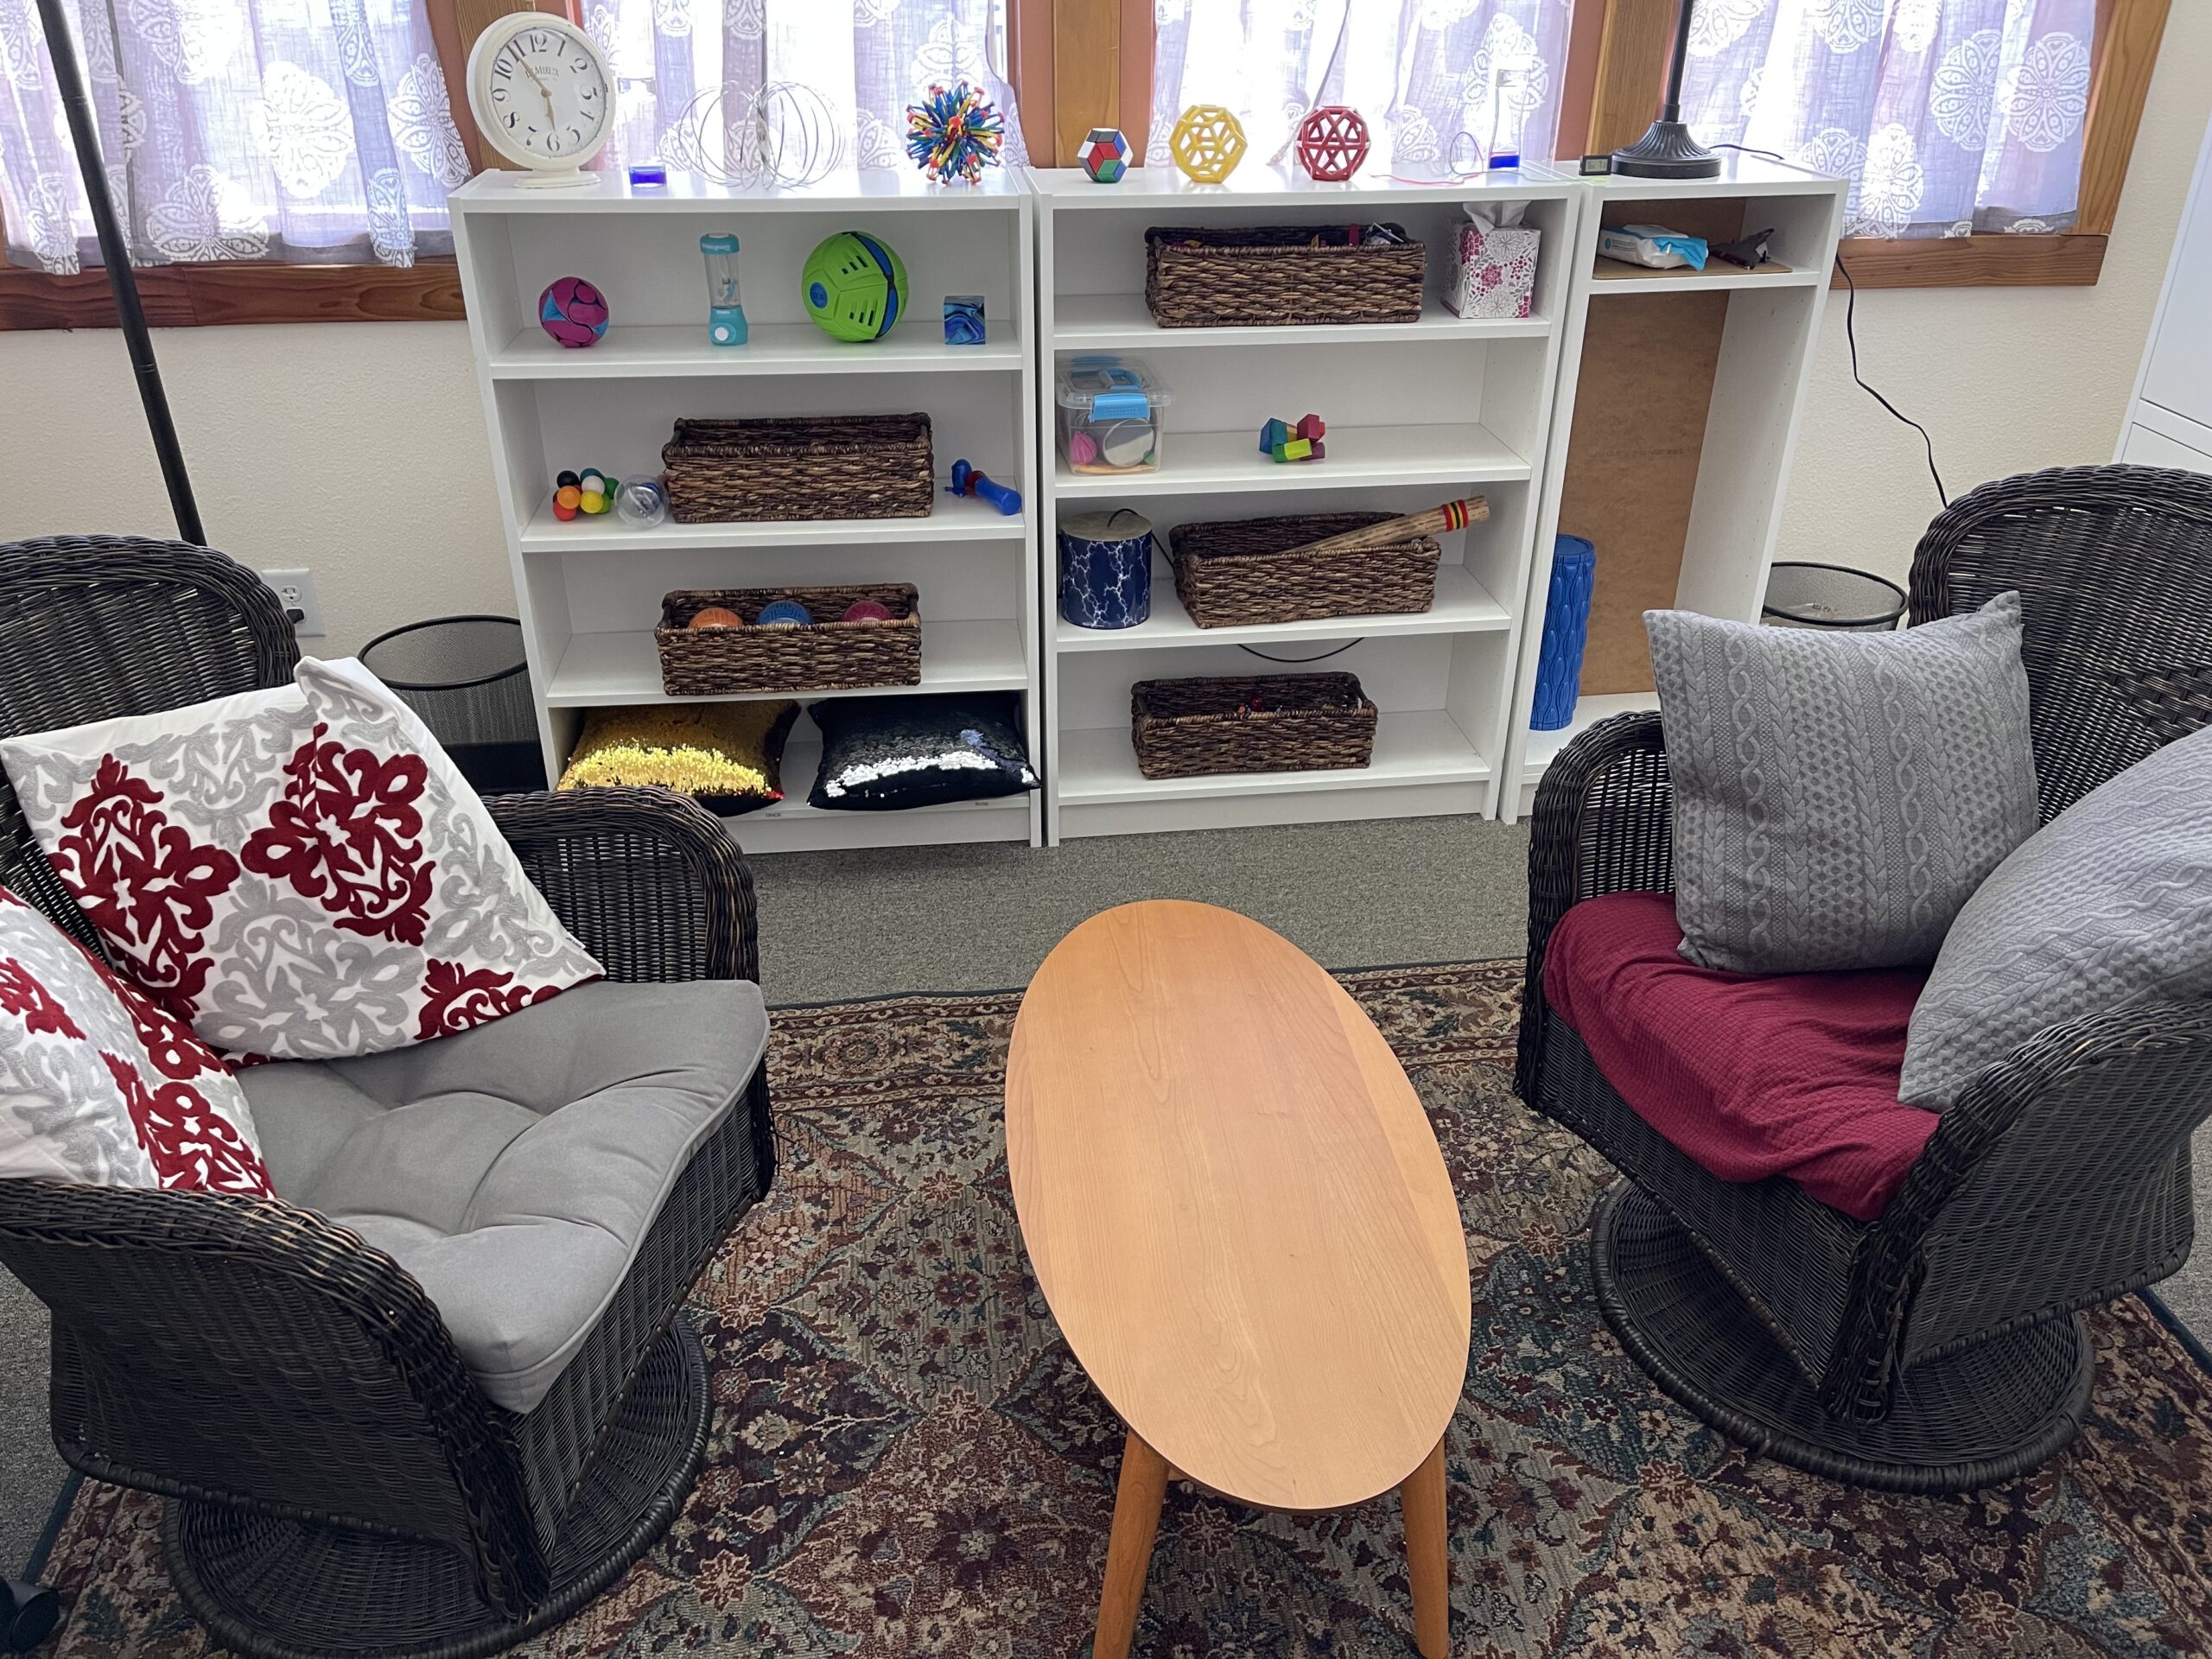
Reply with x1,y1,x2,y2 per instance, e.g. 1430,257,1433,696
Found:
32,963,2212,1657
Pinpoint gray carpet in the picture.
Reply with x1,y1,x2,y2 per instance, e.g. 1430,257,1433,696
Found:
5,811,2209,1579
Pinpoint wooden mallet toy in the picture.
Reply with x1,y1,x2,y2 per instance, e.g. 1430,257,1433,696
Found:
1277,498,1488,558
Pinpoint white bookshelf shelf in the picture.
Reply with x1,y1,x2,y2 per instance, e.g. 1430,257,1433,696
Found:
543,620,1027,707
1586,257,1821,294
1034,165,1580,840
1054,423,1532,500
1517,692,1660,782
1056,558,1510,652
1058,711,1491,805
517,489,1025,553
450,171,1043,851
489,321,1025,379
1053,292,1553,349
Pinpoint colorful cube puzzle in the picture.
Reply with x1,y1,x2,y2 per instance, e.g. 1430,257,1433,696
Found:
1080,127,1130,183
944,296,986,346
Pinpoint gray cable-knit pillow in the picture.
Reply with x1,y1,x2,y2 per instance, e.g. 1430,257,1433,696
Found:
1899,723,2212,1109
1647,594,2039,974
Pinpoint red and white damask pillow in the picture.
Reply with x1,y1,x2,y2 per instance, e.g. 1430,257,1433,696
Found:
0,658,602,1062
0,887,271,1195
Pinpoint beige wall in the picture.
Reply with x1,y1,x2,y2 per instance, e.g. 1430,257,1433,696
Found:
1,4,2207,651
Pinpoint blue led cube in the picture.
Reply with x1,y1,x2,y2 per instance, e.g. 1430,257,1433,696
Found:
944,296,986,346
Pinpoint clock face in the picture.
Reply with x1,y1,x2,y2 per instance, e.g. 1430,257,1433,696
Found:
482,22,609,166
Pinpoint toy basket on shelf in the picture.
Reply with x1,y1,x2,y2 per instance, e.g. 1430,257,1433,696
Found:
656,584,921,696
661,414,934,523
1143,226,1425,328
1168,512,1441,628
1129,672,1377,779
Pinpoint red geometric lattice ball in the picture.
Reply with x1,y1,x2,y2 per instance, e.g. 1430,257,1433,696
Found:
1295,106,1370,182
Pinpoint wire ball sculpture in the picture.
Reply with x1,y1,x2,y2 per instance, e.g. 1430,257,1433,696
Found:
665,80,848,188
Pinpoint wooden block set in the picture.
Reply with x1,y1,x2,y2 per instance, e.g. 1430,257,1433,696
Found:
1257,413,1326,463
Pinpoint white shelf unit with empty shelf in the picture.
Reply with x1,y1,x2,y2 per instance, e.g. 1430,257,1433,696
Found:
1030,164,1581,842
449,169,1040,854
1502,155,1847,818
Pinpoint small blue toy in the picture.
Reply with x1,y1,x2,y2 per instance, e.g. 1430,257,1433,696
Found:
701,233,747,348
756,599,814,627
944,296,985,346
947,458,1021,517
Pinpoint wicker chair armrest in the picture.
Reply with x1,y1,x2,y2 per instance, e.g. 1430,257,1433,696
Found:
488,787,757,986
1819,996,2212,1416
0,1179,547,1615
1516,712,1674,1103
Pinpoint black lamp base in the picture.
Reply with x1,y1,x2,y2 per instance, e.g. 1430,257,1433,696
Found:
1611,119,1722,179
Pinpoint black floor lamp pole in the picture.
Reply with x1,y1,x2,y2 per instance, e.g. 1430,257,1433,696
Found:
1611,0,1722,179
33,0,205,545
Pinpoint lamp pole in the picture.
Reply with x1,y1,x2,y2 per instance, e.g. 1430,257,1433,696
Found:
1610,0,1723,179
31,0,206,544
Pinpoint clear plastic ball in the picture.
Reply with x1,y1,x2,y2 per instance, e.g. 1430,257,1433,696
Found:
615,478,669,527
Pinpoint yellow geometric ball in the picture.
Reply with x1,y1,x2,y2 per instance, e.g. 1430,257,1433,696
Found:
1170,104,1248,185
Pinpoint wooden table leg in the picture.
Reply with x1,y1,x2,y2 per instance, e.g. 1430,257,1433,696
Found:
1399,1437,1450,1659
1095,1431,1171,1659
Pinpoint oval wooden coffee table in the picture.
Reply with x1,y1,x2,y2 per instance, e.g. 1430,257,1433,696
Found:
1006,901,1471,1658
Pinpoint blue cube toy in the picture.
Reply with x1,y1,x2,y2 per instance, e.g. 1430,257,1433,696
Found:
1258,417,1293,454
944,296,986,346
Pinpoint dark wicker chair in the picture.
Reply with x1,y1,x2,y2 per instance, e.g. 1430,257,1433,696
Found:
0,536,774,1657
1516,465,2212,1492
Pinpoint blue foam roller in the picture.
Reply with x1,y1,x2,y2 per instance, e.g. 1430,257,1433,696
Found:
1530,535,1596,730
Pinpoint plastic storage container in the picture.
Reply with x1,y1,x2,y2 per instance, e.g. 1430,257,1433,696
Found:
1057,354,1173,474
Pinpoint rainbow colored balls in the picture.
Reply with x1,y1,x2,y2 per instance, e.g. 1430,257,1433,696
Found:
539,276,609,348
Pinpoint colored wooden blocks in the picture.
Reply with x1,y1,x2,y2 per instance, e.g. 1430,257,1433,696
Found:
1257,414,1326,463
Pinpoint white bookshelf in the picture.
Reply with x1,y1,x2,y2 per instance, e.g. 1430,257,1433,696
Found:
1501,155,1847,819
1029,164,1581,842
448,168,1041,854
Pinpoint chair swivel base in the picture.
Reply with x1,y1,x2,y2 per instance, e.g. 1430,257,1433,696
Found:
163,1318,710,1659
1592,1183,2094,1493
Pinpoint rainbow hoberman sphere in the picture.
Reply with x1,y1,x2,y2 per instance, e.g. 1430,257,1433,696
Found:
802,231,910,343
538,276,608,348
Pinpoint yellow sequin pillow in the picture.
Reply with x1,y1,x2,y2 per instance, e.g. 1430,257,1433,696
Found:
557,702,799,816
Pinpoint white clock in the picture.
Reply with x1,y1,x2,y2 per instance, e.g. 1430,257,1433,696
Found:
466,13,613,188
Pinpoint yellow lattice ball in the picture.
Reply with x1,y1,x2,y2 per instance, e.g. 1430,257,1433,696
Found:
1170,104,1247,185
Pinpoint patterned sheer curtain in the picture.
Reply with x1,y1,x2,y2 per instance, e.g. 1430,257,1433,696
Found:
1148,0,1573,179
1678,0,2096,238
0,0,1020,273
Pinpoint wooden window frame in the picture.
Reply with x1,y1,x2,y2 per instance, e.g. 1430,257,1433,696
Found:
1564,0,2171,288
0,0,2171,327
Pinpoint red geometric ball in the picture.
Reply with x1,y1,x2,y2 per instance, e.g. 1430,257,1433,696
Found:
1295,106,1370,182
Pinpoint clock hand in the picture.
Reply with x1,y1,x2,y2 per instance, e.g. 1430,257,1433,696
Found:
518,58,557,120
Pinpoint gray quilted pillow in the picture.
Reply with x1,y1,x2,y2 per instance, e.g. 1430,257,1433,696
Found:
1647,594,2039,974
1900,723,2212,1109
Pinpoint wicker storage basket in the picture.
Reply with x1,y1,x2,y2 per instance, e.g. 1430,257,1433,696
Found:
661,415,934,523
1130,672,1376,779
656,584,921,696
1169,512,1442,628
1144,226,1425,328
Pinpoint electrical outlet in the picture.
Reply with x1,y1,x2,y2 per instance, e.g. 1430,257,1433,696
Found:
262,569,325,638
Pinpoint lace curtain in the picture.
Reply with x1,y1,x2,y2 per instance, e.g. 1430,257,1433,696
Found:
0,0,1020,273
1147,0,1573,179
1678,0,2096,238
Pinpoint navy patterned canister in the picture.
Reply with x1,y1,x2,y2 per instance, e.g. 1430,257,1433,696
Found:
1058,509,1154,630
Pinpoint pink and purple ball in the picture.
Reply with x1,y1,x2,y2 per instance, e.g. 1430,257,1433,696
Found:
539,277,609,348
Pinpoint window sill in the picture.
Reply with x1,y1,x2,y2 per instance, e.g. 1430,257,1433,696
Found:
0,258,464,330
1829,232,2107,289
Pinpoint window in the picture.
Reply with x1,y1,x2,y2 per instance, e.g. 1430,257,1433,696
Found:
1675,0,2096,239
1147,0,1573,180
0,0,1020,275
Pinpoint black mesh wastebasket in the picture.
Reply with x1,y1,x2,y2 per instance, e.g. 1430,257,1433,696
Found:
1761,562,1907,631
359,615,546,793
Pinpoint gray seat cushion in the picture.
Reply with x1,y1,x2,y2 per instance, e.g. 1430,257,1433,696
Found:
239,979,769,1413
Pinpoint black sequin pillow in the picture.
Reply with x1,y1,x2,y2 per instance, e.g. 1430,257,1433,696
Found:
808,693,1039,810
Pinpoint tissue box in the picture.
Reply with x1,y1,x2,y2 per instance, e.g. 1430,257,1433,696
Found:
1448,219,1539,320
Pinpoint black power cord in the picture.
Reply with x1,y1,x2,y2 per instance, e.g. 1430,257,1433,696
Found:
1711,142,1949,511
1237,639,1363,664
